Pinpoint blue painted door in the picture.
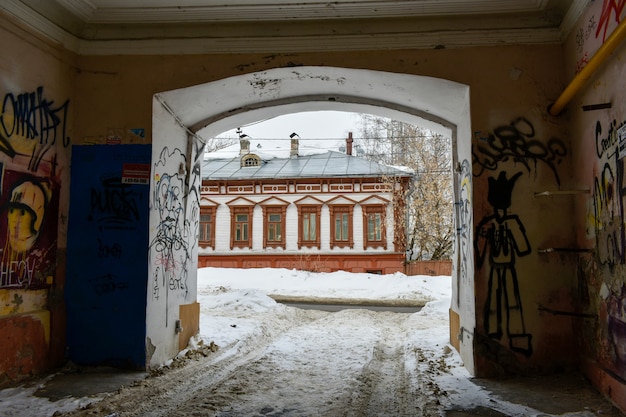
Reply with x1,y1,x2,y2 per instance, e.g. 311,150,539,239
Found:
66,144,150,368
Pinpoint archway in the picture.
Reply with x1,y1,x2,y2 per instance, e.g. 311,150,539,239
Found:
150,66,476,374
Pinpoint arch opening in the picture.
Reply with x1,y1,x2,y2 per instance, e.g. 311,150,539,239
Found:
150,66,475,375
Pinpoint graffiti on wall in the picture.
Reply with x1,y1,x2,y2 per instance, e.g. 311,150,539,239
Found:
85,174,146,295
456,159,472,307
473,117,567,186
185,136,206,257
475,171,533,356
472,115,567,357
90,176,142,230
150,146,194,325
608,283,626,369
0,87,65,289
575,0,626,72
596,0,626,43
591,119,626,269
589,116,626,376
0,171,58,289
0,87,70,172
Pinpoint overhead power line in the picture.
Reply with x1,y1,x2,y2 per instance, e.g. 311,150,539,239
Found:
213,135,448,141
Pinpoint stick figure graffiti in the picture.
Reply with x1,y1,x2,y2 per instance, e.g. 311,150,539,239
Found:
475,171,533,356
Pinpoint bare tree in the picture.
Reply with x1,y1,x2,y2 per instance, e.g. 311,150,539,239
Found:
205,136,237,153
357,115,453,260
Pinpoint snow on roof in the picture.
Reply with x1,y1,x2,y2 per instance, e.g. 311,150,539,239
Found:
202,150,414,180
206,138,328,160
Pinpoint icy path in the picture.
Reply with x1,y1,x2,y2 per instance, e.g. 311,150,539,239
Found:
59,308,449,417
183,310,444,417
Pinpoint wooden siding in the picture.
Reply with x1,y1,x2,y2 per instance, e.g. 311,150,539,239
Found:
201,192,397,254
404,260,452,276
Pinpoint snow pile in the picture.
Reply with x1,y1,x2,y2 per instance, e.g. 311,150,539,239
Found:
198,267,448,304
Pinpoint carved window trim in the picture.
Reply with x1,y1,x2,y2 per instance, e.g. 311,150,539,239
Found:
226,198,255,249
296,204,321,249
362,204,387,249
262,205,287,249
329,205,354,249
198,206,216,248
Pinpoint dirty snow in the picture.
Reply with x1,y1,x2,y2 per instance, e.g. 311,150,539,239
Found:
0,267,618,416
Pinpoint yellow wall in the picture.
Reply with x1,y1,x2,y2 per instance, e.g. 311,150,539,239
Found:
72,47,566,146
564,1,626,410
0,14,76,382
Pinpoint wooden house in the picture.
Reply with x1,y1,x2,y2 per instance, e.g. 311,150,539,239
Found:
198,137,413,274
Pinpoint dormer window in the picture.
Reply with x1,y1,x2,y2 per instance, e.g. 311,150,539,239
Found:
241,154,261,167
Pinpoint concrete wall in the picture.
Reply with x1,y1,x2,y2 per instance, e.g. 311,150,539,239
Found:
147,98,200,368
565,1,626,410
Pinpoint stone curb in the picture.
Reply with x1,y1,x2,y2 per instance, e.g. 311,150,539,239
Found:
268,295,429,308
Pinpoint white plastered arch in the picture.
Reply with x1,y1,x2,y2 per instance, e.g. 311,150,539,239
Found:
153,66,476,373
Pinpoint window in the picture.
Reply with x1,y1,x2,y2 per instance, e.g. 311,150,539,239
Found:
298,205,321,249
303,210,317,241
235,213,249,241
229,206,253,249
329,205,354,248
268,213,281,241
334,210,349,242
227,197,255,249
367,212,383,241
241,154,261,167
262,205,287,248
295,197,323,249
362,205,387,249
198,207,216,248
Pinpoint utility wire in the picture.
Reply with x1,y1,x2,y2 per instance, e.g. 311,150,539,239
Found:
212,135,447,141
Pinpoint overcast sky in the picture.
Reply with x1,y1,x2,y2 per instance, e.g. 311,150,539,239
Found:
213,110,451,153
216,111,363,151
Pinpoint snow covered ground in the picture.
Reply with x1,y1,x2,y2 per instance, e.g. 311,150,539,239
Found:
0,268,619,416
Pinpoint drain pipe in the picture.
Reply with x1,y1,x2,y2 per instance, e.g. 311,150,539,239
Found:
549,19,626,116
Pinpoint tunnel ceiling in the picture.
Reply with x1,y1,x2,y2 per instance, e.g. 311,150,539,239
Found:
5,0,586,54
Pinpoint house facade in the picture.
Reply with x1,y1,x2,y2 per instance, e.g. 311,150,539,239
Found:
198,138,413,274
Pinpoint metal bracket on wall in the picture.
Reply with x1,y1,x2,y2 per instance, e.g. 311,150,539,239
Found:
538,304,597,319
582,103,612,111
537,248,592,254
534,189,590,197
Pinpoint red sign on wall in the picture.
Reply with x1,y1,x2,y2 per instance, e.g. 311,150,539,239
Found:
121,163,150,185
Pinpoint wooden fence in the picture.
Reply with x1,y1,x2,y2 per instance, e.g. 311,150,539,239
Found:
404,260,452,276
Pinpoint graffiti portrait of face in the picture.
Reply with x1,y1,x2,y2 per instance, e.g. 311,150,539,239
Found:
6,180,50,254
7,204,38,253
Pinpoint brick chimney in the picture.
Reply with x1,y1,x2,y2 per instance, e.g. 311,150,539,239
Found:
290,139,299,158
239,137,250,155
346,132,353,156
290,132,299,158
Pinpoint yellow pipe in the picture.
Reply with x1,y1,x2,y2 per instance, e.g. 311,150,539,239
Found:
549,18,626,116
